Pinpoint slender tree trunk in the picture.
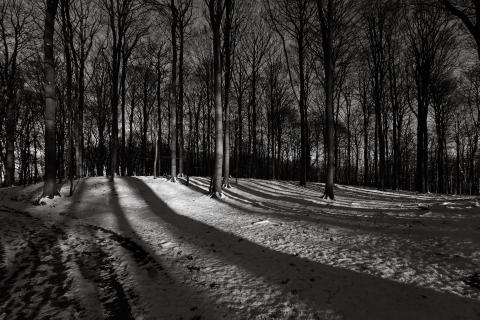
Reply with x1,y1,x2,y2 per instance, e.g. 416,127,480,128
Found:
120,57,127,176
33,126,38,181
154,56,162,178
236,90,243,179
362,101,369,185
437,128,445,193
5,96,15,186
127,83,136,176
250,65,257,178
177,24,185,177
68,102,75,196
455,127,460,194
346,101,351,184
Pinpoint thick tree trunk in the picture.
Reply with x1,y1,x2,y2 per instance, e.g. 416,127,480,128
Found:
222,0,233,187
324,54,335,198
169,0,178,181
110,63,120,181
210,1,224,197
416,93,428,193
318,0,335,199
75,63,85,178
298,34,308,187
43,0,60,198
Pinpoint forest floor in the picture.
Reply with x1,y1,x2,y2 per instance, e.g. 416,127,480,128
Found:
0,176,480,319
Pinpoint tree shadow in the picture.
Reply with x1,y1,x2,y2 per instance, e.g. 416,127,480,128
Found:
185,178,446,239
221,181,480,239
0,179,82,318
194,176,414,215
69,177,229,318
125,177,480,320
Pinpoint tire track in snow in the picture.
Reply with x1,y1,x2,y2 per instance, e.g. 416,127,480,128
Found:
71,224,170,319
0,203,177,320
75,243,135,320
0,219,76,319
0,239,5,277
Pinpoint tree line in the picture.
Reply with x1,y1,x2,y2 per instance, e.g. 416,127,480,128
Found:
1,0,480,199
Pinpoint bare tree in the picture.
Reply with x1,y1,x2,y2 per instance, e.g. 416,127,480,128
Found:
43,0,60,197
316,0,336,199
267,0,316,187
0,0,32,186
206,0,225,197
441,1,480,58
405,4,456,192
102,0,142,181
222,0,235,187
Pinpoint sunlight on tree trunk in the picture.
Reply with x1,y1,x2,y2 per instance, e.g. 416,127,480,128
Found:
43,0,60,198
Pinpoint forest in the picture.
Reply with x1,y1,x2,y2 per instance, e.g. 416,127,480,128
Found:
1,0,480,319
1,0,480,198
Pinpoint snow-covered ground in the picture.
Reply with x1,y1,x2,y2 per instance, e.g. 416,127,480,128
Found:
1,176,479,319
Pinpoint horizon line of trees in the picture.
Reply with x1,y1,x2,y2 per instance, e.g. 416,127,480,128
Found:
1,0,480,199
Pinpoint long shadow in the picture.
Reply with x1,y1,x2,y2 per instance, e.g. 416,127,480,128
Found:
125,177,480,320
246,179,321,200
218,178,405,214
0,179,84,319
220,179,480,228
196,176,409,209
223,182,480,239
185,179,461,239
69,178,87,216
70,177,228,318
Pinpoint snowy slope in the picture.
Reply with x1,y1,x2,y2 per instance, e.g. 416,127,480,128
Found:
0,176,479,319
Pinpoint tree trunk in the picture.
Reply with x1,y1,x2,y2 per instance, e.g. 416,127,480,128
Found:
222,0,233,187
236,89,243,179
298,32,308,187
5,97,15,186
43,0,60,198
210,0,224,197
318,0,335,199
75,62,85,178
169,0,178,181
154,55,162,178
120,56,127,176
142,74,149,176
178,23,185,177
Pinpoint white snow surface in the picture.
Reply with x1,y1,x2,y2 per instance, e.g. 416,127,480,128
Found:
0,176,479,319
